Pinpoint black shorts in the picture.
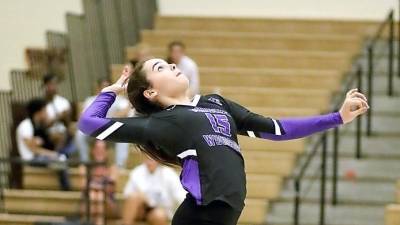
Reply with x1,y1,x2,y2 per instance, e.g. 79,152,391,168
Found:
172,196,242,225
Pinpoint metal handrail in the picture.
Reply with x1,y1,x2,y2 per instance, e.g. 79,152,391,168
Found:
366,10,395,136
293,7,397,224
293,65,364,225
0,157,108,225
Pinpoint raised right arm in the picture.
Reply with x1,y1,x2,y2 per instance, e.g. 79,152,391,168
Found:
78,91,149,144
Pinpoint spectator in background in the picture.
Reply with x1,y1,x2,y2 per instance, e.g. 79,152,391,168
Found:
122,156,186,225
42,74,75,156
128,43,152,67
75,78,132,168
79,140,119,225
167,41,199,97
16,98,70,190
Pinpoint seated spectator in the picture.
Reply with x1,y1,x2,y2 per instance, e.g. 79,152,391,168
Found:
79,140,119,225
122,156,186,225
129,43,152,67
75,78,132,168
16,98,70,190
167,41,199,97
42,73,75,156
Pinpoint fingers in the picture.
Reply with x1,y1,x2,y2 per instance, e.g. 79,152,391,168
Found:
346,88,358,98
352,105,368,116
350,97,369,109
123,64,133,75
349,92,367,102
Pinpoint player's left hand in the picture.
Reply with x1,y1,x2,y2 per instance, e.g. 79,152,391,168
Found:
339,88,369,124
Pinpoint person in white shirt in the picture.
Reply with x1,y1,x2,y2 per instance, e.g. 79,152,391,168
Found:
16,98,70,190
43,74,74,155
122,156,186,225
75,78,133,167
167,41,200,97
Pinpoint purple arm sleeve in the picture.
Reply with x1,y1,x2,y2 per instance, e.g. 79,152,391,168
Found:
221,95,344,141
260,112,343,141
78,91,116,136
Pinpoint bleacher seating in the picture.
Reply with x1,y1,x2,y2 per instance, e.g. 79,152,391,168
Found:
1,13,378,225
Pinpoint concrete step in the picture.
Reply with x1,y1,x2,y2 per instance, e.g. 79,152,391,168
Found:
344,114,400,135
295,154,400,181
371,95,400,114
325,134,400,159
279,178,396,205
369,76,400,95
267,201,384,225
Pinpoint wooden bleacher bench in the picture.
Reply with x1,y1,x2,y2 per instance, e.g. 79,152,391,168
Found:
3,189,268,224
200,86,331,110
0,213,65,225
397,180,400,203
384,180,400,225
111,64,343,83
23,165,284,199
154,16,378,35
131,47,353,71
385,204,400,225
139,30,363,52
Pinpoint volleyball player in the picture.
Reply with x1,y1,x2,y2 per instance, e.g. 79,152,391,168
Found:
78,59,368,225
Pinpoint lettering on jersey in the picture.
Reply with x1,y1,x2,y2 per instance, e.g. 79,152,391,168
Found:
190,107,230,116
207,97,223,106
202,134,241,153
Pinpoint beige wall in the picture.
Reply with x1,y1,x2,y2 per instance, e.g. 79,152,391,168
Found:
0,0,82,91
158,0,396,20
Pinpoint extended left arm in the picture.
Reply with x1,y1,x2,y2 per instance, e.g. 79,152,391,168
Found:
243,112,343,141
223,89,368,141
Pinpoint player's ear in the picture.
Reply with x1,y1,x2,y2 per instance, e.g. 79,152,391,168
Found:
143,88,158,100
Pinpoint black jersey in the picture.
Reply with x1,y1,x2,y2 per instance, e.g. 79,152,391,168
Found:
79,92,343,211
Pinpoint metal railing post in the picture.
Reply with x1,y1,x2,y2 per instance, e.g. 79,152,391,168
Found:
319,133,327,225
294,179,301,225
398,0,400,78
331,127,339,205
85,163,92,224
366,46,374,136
356,66,363,158
388,11,394,96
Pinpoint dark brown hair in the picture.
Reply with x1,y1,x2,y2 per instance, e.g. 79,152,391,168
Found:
127,59,178,166
168,40,185,51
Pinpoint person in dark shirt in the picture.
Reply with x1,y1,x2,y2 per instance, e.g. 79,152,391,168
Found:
78,59,369,225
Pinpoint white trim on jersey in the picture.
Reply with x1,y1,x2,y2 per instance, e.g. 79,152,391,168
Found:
247,131,256,138
96,121,124,140
272,119,282,135
177,149,197,159
190,94,201,107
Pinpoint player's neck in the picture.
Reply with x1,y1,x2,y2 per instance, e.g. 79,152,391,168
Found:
160,94,192,108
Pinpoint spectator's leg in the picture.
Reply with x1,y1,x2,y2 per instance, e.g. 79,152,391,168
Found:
30,155,51,167
57,169,71,191
122,192,146,225
147,208,168,225
115,142,129,168
58,136,76,156
75,130,90,162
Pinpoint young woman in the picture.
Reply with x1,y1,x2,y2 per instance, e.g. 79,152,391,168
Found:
78,59,369,225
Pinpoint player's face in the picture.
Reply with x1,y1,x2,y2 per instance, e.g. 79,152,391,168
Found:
143,58,189,98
